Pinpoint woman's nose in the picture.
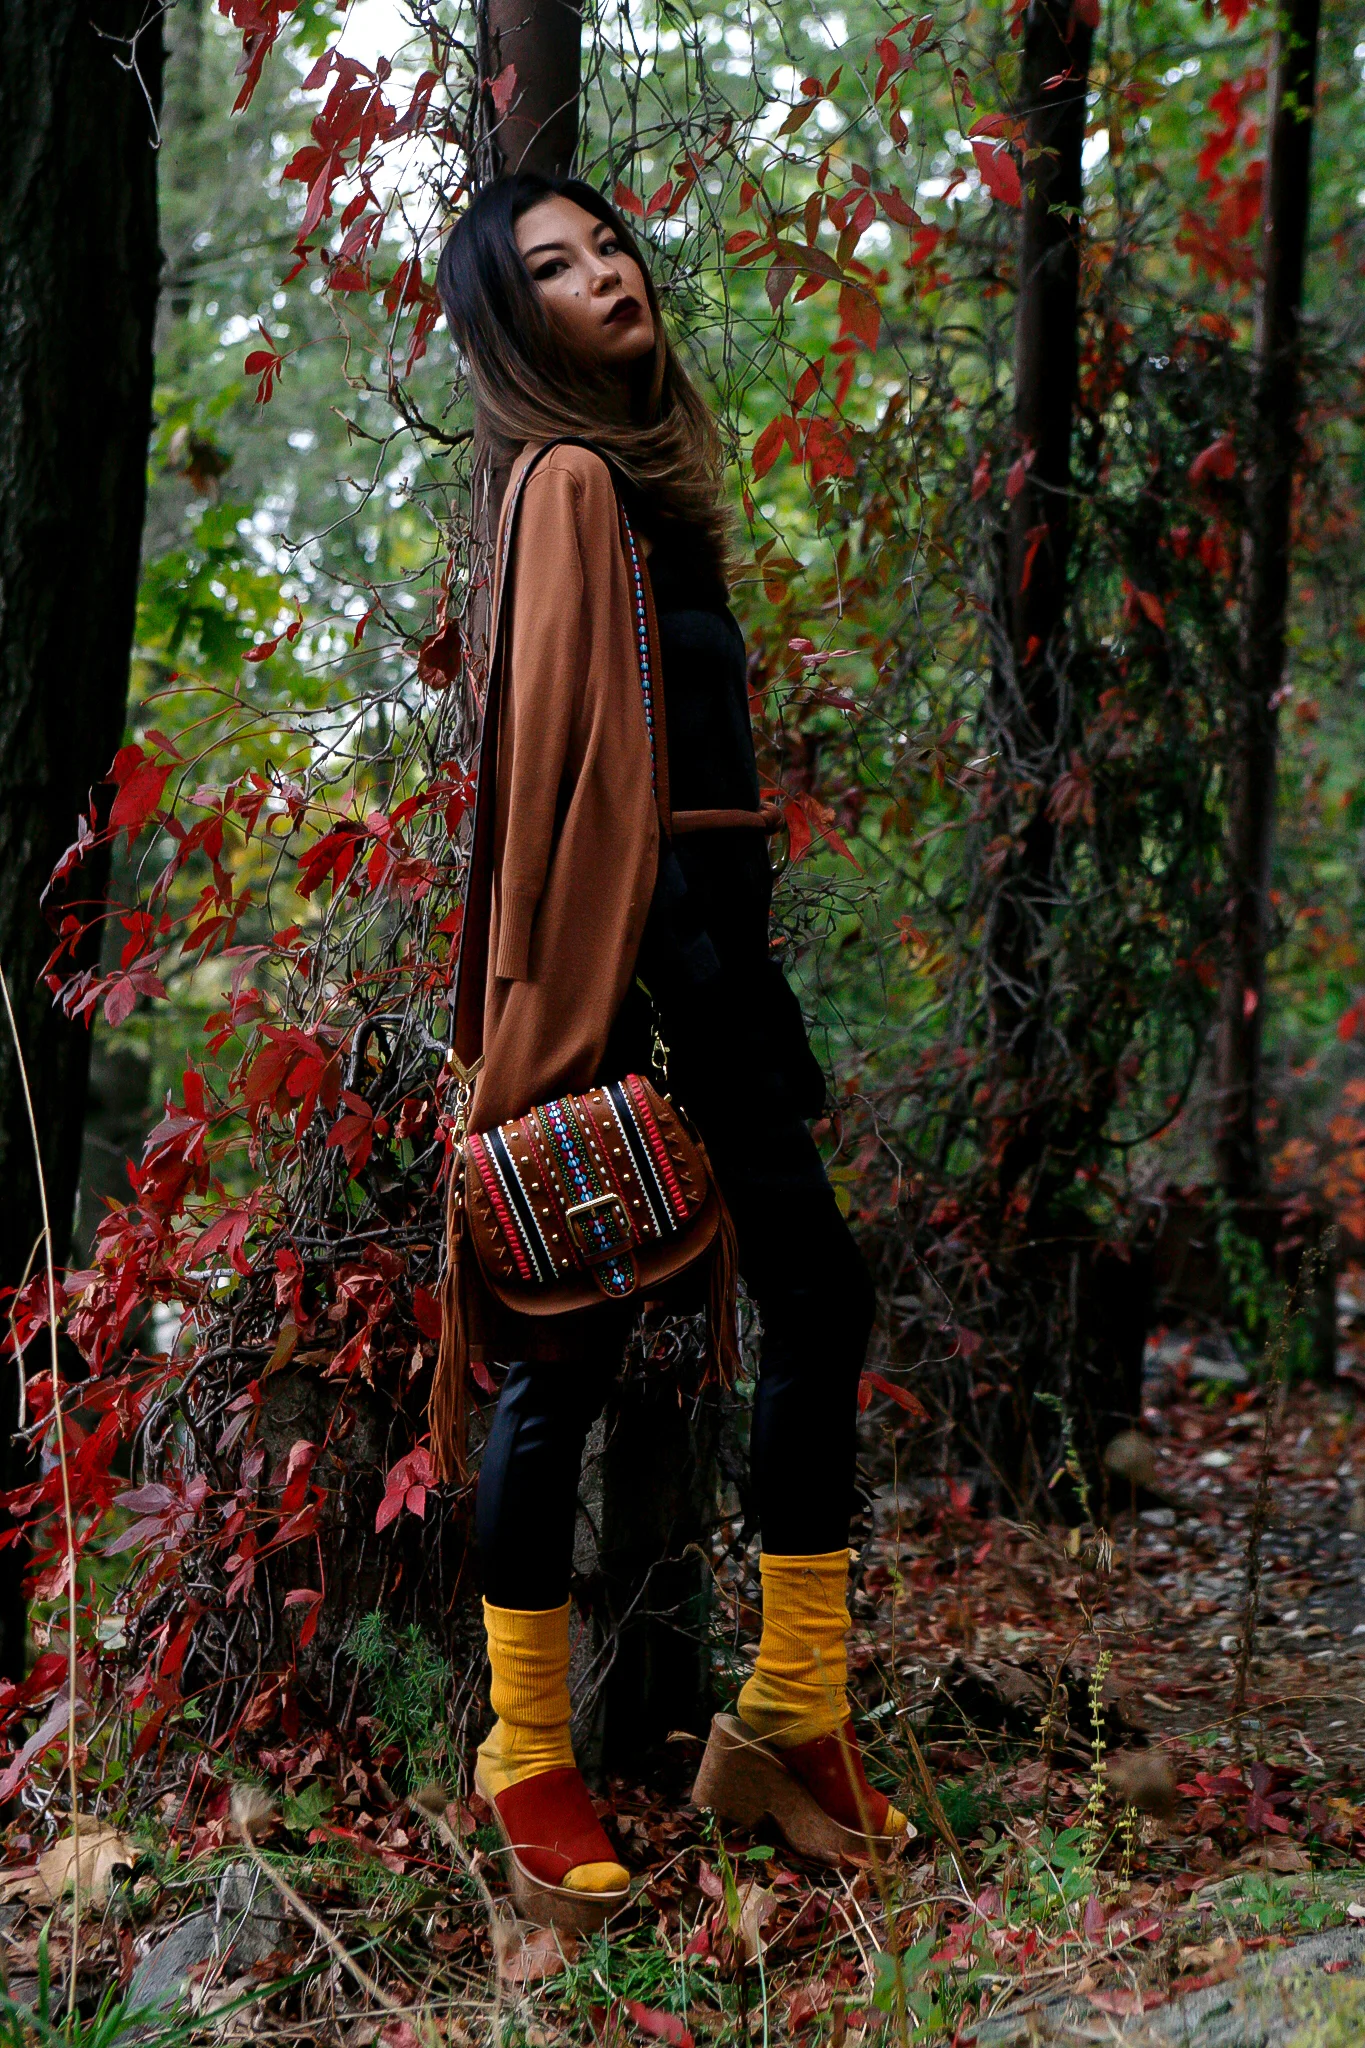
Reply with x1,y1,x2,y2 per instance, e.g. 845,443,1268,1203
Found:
588,255,622,294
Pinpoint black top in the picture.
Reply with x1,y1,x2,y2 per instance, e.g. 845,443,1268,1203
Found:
603,515,826,1125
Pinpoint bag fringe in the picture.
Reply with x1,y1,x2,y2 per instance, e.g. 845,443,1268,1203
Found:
707,1185,741,1387
431,1157,470,1483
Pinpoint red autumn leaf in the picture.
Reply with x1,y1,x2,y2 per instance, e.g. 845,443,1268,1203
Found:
103,967,166,1028
877,186,920,228
792,359,823,408
613,181,645,218
1018,522,1047,594
296,823,366,901
283,1586,323,1648
488,63,517,118
1337,999,1365,1043
971,454,992,501
752,416,794,480
375,1447,435,1532
279,1440,320,1516
859,1370,930,1423
620,2003,694,2048
838,283,881,351
804,416,856,483
1073,0,1101,26
108,754,172,845
972,138,1023,207
1122,578,1166,630
1190,433,1236,485
1005,451,1033,501
244,324,284,403
783,790,860,868
1218,0,1251,24
412,1286,443,1341
326,1090,377,1177
765,258,800,312
186,1206,253,1278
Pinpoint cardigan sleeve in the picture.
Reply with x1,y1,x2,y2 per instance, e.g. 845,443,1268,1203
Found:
492,464,588,982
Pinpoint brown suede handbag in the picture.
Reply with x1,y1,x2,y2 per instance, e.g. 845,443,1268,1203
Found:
432,445,739,1477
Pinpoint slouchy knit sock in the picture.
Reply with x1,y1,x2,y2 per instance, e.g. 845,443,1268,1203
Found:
736,1551,908,1836
475,1599,627,1897
736,1550,854,1747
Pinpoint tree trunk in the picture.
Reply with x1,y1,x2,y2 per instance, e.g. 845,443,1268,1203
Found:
977,1,1109,1513
986,0,1094,1171
1214,0,1322,1198
483,0,582,178
0,3,163,1678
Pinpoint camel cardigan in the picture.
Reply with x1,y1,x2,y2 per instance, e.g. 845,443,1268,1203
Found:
452,441,664,1136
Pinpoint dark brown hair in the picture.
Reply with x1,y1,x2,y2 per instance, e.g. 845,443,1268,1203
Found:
436,174,727,565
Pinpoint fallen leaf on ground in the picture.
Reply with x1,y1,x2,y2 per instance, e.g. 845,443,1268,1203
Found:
620,1998,694,2046
737,1879,777,1962
1236,1841,1311,1873
0,1824,136,1907
499,1923,577,1985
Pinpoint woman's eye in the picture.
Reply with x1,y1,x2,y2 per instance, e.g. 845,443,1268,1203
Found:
533,258,567,280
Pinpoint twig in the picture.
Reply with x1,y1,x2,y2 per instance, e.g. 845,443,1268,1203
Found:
410,1784,511,2048
902,1721,973,1895
0,964,81,2028
230,1794,433,2039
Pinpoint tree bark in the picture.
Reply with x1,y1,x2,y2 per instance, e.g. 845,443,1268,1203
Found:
986,0,1094,1197
0,3,163,1677
483,0,582,178
1214,0,1322,1198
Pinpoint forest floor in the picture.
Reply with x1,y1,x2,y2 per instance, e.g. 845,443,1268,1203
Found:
3,1311,1365,2045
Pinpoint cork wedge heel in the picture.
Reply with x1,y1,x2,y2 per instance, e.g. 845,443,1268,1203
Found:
475,1763,630,1935
691,1713,910,1865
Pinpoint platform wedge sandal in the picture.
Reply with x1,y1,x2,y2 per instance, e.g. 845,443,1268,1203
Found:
475,1761,631,1934
691,1714,914,1864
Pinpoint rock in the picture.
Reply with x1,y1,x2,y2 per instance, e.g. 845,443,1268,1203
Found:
973,1925,1365,2045
127,1861,288,2012
1104,1431,1159,1488
1190,1352,1250,1387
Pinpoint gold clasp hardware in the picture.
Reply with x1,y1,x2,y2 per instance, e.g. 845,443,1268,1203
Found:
563,1191,630,1258
447,1050,483,1143
650,1024,670,1095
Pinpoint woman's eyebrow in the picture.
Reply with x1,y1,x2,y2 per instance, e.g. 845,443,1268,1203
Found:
521,239,568,259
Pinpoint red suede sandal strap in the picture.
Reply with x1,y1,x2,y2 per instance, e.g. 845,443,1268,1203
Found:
777,1729,893,1837
493,1767,625,1890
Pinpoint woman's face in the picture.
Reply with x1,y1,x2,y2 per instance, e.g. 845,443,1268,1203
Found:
515,196,655,373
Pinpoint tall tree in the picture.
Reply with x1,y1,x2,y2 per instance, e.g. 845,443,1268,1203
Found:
483,0,581,176
976,0,1143,1511
0,3,163,1675
987,0,1095,1175
1214,0,1323,1197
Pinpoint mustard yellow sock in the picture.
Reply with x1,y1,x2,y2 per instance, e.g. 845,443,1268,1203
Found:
737,1550,854,1747
737,1550,908,1833
476,1599,627,1896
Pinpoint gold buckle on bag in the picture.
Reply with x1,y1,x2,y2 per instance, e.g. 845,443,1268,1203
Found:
563,1192,631,1258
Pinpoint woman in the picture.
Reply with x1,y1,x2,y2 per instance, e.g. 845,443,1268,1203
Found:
434,174,906,1931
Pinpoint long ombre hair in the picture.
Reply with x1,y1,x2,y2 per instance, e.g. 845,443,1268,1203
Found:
436,174,727,569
